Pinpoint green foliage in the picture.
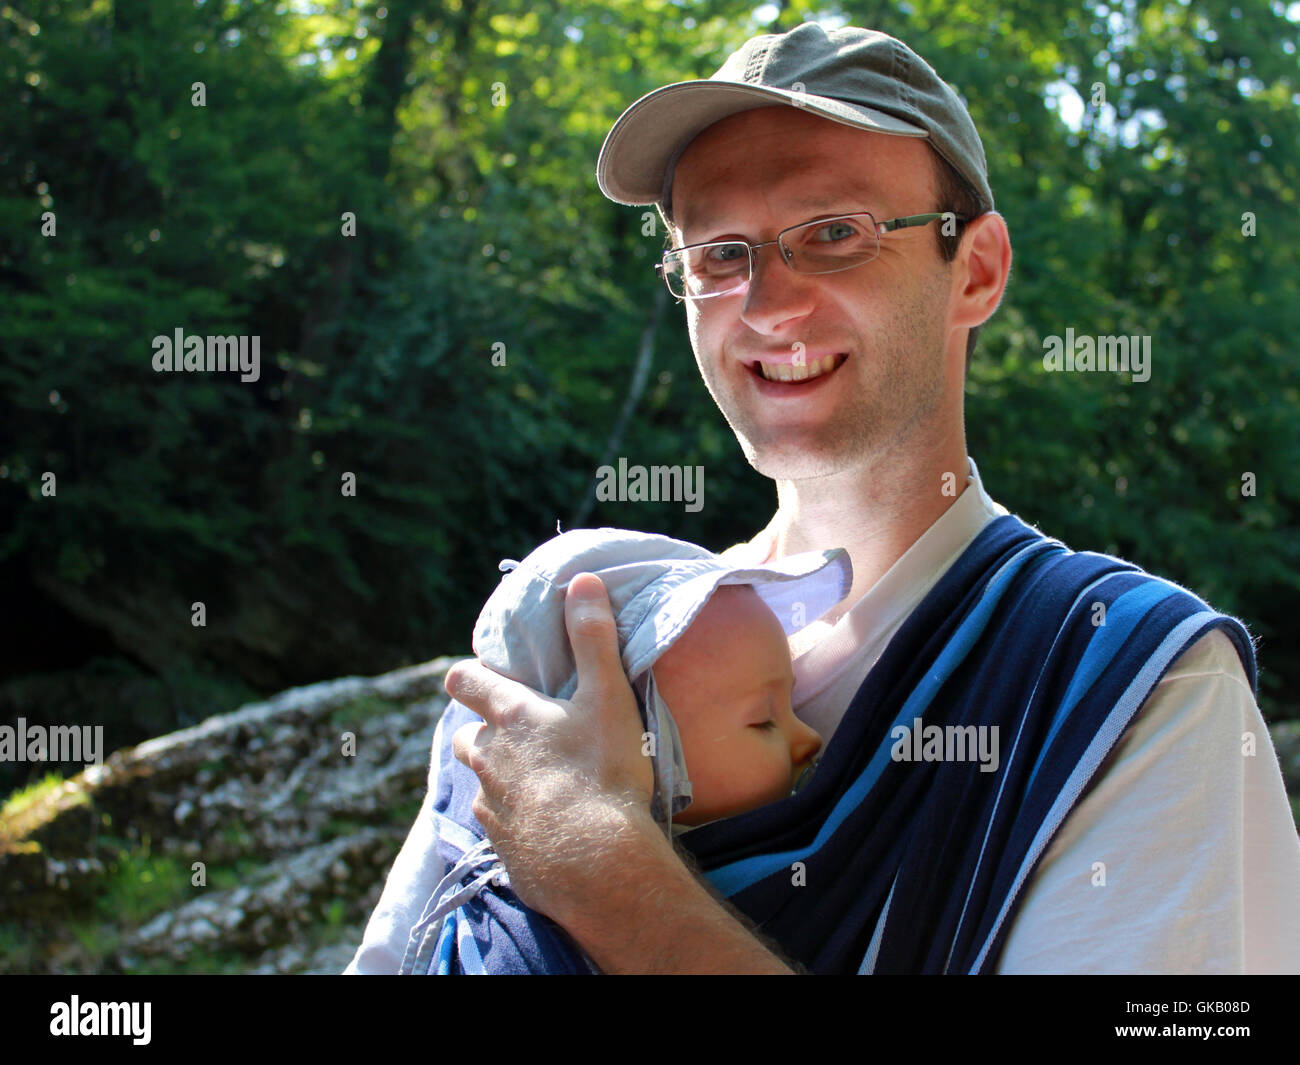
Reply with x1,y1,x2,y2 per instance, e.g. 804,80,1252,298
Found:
1,0,1296,742
885,0,1300,710
0,771,65,821
96,843,192,926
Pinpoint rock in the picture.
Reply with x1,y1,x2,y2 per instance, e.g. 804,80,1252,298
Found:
0,656,464,973
127,830,395,964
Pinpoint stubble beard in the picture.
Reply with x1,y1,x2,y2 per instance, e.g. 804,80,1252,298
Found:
691,281,952,484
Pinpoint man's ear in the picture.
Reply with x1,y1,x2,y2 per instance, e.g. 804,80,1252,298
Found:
951,211,1012,331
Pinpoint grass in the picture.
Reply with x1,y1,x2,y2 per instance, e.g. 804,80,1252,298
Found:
1,771,71,820
95,846,194,926
0,772,89,853
1,838,277,973
1,771,66,818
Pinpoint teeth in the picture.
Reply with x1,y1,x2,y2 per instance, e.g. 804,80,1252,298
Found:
759,355,839,382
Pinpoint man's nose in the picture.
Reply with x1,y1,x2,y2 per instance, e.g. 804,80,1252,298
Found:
740,244,816,335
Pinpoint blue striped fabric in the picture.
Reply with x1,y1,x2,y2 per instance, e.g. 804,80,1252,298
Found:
681,515,1256,973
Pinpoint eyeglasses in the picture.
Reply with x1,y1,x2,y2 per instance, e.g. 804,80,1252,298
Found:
656,211,967,302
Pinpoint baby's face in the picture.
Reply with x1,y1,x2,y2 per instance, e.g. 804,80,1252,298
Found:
653,584,821,826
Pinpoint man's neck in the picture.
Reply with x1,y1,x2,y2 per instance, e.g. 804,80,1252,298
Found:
758,429,970,621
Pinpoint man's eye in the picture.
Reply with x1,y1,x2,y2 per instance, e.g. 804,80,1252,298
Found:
812,220,860,243
706,244,747,263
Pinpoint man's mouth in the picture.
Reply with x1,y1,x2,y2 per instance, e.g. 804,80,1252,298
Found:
751,353,847,383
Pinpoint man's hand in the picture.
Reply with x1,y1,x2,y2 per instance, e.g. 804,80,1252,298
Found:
448,572,657,919
447,571,794,973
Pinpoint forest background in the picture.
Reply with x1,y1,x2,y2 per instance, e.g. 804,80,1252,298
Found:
2,0,1298,810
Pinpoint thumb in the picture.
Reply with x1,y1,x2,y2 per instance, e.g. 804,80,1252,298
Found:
564,573,628,706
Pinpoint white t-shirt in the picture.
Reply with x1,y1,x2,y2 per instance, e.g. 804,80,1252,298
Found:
719,456,1300,973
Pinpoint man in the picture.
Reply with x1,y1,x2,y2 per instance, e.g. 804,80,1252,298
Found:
349,23,1300,974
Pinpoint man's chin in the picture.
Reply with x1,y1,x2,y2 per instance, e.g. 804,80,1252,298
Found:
738,435,859,482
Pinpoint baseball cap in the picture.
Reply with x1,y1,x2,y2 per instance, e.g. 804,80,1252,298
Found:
596,22,993,218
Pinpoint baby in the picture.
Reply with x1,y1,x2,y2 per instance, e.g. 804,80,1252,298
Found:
653,581,822,827
401,527,851,974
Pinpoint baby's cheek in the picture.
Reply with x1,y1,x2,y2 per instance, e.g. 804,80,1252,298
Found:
755,744,796,803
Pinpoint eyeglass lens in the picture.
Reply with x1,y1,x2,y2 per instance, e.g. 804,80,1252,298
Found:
661,214,881,300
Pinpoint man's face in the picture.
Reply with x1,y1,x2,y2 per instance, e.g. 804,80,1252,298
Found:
670,106,960,481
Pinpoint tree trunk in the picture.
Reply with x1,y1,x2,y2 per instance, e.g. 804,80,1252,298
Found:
569,286,669,528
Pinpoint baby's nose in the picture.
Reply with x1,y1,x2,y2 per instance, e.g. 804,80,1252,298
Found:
789,716,822,767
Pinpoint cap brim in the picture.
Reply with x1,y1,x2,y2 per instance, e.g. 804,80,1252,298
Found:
621,547,853,680
719,547,854,637
597,80,928,207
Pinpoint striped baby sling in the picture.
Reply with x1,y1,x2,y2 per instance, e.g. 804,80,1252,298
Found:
681,514,1257,973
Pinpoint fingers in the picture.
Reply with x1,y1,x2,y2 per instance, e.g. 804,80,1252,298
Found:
451,719,490,774
450,721,499,841
445,658,530,727
564,573,628,709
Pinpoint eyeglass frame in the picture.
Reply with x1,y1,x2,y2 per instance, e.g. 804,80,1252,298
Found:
655,211,969,302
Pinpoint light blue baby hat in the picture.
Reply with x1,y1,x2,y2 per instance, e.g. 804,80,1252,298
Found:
471,528,852,826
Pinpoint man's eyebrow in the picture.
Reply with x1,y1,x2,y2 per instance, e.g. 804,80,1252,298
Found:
678,193,885,238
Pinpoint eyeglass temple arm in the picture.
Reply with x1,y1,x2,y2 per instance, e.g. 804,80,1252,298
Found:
877,212,970,234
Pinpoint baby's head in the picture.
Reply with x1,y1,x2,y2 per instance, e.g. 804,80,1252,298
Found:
472,528,850,829
653,584,821,826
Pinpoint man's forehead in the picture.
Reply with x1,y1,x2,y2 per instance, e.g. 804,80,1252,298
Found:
672,155,917,237
669,110,934,234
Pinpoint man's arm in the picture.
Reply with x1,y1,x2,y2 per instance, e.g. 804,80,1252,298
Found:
538,800,794,975
447,572,793,974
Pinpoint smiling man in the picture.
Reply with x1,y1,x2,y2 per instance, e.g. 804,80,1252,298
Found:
667,114,963,485
349,23,1300,975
